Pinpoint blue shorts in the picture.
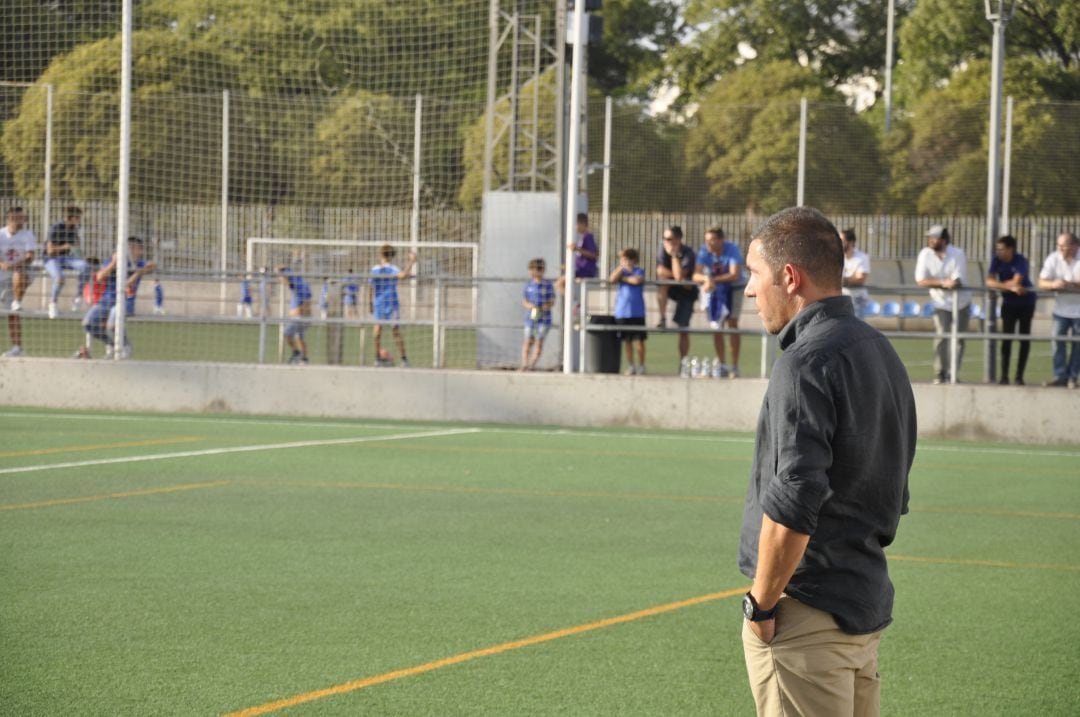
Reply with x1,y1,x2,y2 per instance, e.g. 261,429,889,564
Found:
374,305,400,323
284,319,307,339
524,323,550,341
707,290,731,324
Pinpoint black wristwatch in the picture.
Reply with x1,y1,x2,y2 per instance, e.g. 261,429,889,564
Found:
742,592,777,622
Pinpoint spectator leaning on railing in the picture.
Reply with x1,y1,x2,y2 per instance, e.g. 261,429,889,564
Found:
655,226,698,364
840,228,871,319
915,225,971,384
986,235,1036,386
1038,232,1080,389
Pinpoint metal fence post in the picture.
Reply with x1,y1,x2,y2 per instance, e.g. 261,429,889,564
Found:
949,290,960,384
257,272,268,364
433,276,442,368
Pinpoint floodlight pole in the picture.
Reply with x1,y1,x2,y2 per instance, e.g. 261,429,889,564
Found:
983,0,1015,383
884,0,895,133
561,0,586,374
113,0,132,360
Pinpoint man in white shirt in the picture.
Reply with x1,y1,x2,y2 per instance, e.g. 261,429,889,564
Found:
1038,232,1080,388
0,206,37,357
915,225,971,384
840,228,871,318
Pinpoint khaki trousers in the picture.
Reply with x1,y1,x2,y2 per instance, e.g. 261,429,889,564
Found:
742,595,883,717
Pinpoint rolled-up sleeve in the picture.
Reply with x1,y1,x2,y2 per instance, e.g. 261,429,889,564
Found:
761,364,835,535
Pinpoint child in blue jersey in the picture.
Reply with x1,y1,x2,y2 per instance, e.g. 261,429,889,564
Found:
693,227,742,377
277,265,312,364
609,248,647,375
77,236,156,359
369,244,417,367
520,258,555,370
342,268,360,319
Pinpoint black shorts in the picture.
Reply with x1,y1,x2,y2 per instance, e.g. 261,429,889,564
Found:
671,295,695,328
616,316,647,341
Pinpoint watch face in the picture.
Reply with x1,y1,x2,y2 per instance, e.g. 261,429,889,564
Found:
742,594,754,620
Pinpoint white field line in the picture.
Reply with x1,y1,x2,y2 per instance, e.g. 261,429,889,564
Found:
0,428,481,476
1,411,1077,459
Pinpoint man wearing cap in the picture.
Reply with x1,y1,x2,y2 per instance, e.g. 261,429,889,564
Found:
915,225,971,383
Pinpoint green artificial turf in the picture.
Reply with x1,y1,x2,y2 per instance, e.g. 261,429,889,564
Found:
0,410,1077,715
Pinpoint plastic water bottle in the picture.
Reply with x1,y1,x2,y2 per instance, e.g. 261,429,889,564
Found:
680,357,691,378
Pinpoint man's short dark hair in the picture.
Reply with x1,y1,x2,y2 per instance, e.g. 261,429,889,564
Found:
7,206,24,215
705,226,725,239
622,247,639,263
576,213,588,224
1063,232,1080,246
128,236,144,246
380,243,396,258
753,207,843,290
997,235,1017,251
840,228,856,243
528,257,545,272
66,206,82,218
665,225,683,240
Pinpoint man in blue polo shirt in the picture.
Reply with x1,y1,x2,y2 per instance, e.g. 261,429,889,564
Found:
694,227,742,378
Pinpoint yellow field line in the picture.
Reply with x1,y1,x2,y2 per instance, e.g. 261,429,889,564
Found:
251,479,745,506
222,586,747,717
0,436,202,459
891,554,1080,573
0,480,231,512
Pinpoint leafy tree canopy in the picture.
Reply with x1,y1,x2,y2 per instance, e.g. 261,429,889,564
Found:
897,0,1080,103
670,0,915,106
684,60,882,214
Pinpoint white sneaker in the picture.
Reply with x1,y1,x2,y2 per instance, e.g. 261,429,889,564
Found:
104,345,115,360
10,300,22,312
2,345,23,357
48,301,58,319
118,344,133,360
635,365,646,375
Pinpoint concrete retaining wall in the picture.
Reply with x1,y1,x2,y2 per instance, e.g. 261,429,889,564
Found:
0,359,1077,445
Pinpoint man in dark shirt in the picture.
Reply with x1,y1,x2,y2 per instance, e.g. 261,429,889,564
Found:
738,206,917,717
986,234,1037,385
655,225,698,360
44,206,91,317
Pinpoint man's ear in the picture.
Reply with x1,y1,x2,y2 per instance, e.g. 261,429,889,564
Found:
782,263,801,296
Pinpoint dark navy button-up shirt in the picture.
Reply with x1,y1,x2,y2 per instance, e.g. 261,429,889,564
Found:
738,295,917,634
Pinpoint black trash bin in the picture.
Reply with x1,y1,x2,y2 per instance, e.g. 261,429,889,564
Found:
585,314,621,374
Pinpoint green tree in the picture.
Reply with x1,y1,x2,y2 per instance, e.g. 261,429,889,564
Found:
897,0,1080,103
457,70,687,211
684,61,882,214
671,0,915,105
887,57,1080,215
2,30,240,202
0,1,123,84
587,0,682,98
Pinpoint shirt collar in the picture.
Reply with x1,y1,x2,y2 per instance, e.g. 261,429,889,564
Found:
777,295,852,350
